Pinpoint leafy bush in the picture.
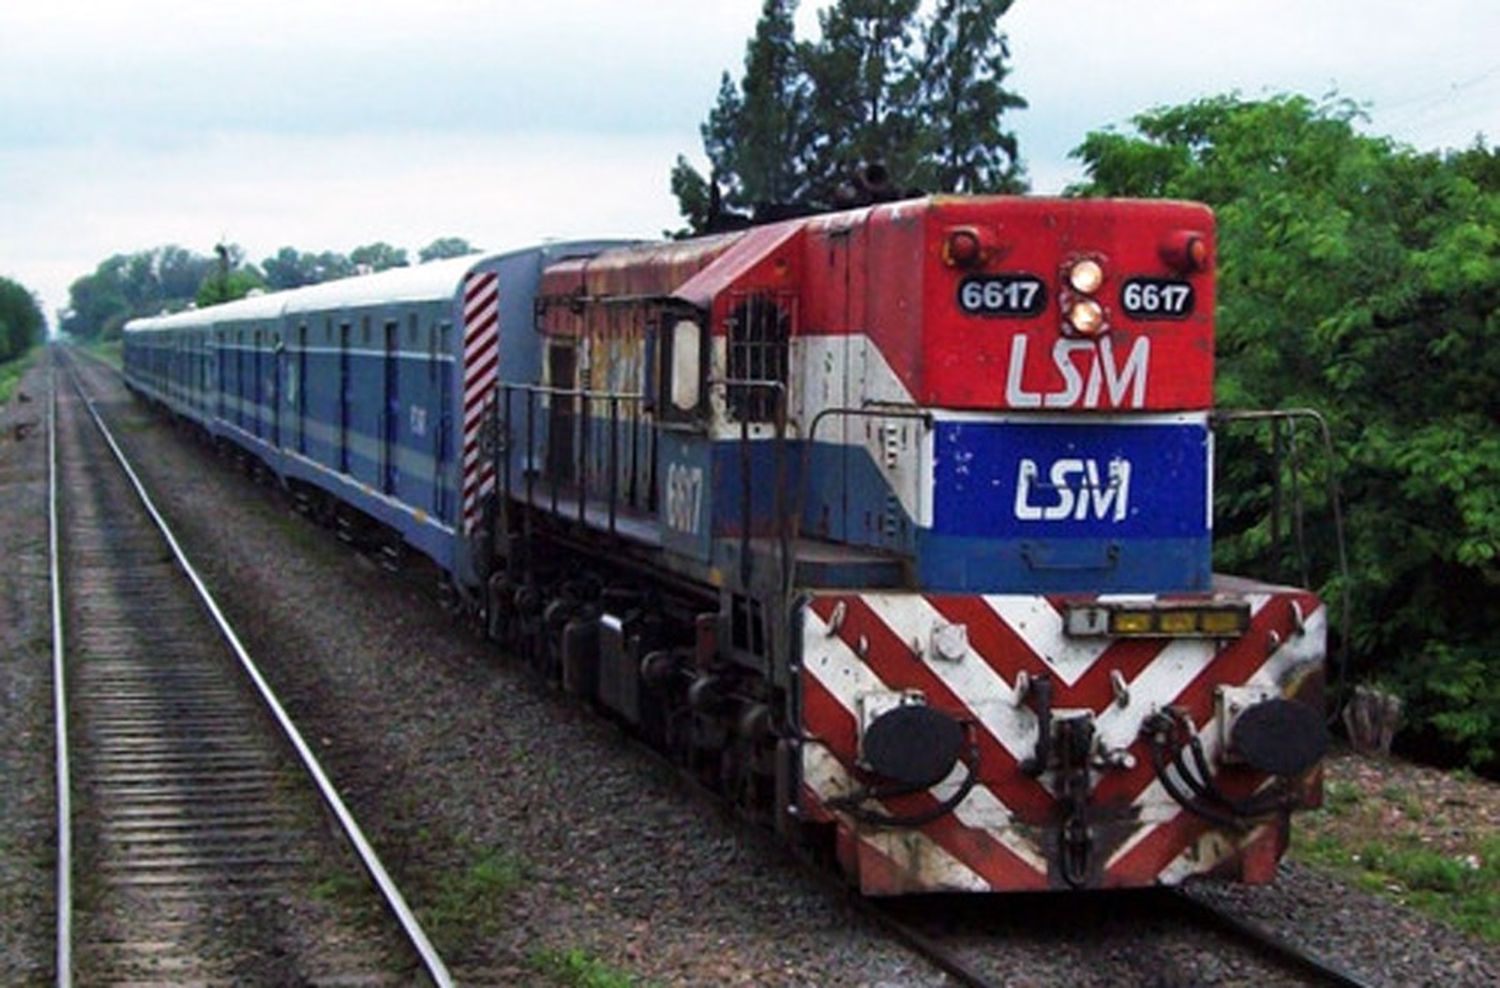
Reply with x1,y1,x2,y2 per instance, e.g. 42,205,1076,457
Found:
1072,94,1500,770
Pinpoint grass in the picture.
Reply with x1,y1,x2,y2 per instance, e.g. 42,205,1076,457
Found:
1322,779,1361,815
419,845,528,954
80,337,123,369
311,870,372,907
1380,783,1426,821
1293,788,1499,942
531,948,651,988
0,345,41,404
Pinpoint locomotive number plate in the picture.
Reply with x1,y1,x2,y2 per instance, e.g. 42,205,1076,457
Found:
1120,278,1194,318
957,275,1047,317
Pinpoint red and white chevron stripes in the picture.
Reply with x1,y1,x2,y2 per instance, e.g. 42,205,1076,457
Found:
797,586,1325,894
461,271,500,533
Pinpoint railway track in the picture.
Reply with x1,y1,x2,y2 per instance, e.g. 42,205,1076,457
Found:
831,873,1377,988
49,349,452,986
879,888,1383,988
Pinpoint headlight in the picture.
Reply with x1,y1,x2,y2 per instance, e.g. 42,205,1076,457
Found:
1067,299,1105,336
1068,258,1104,294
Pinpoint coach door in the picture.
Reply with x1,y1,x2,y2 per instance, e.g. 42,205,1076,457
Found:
215,331,227,421
383,320,399,494
253,329,265,439
434,321,452,523
295,324,308,454
339,322,352,473
271,331,283,451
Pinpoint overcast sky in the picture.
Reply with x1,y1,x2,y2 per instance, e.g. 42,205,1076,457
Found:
2,1,1496,326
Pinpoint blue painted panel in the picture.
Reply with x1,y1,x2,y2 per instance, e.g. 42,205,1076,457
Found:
933,419,1209,539
917,532,1212,593
348,348,383,489
928,418,1211,592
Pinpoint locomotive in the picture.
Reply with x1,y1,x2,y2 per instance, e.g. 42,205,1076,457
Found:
123,193,1328,894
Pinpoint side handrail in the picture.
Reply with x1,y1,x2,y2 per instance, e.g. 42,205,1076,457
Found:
496,383,649,538
706,378,789,592
1211,407,1351,720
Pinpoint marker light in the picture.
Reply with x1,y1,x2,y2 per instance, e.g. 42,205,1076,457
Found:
1067,299,1106,336
1198,609,1248,635
1065,603,1252,639
1068,258,1104,294
1157,611,1198,635
1160,230,1210,273
944,228,983,269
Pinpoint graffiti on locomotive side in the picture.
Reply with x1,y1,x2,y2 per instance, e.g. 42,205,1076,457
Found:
1013,457,1133,522
665,462,705,535
1004,336,1150,409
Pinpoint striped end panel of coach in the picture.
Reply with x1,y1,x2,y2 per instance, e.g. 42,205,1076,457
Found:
460,271,500,533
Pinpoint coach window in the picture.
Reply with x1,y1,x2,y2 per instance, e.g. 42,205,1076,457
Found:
725,292,791,422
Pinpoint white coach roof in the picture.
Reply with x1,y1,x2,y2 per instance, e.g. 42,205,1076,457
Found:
124,287,300,334
282,254,487,315
125,253,499,334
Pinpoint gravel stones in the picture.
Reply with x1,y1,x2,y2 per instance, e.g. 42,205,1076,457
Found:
0,363,55,986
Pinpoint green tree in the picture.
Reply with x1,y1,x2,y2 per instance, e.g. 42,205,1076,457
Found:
802,0,923,199
62,246,221,339
0,276,45,362
668,154,715,235
708,0,812,210
350,242,409,272
262,247,354,289
62,258,130,341
913,0,1026,193
672,0,1026,231
418,237,481,262
1072,94,1500,767
196,243,266,308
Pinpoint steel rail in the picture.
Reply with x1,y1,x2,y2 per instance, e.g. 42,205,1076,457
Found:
61,354,454,988
1173,890,1378,987
848,897,1004,988
48,352,73,988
